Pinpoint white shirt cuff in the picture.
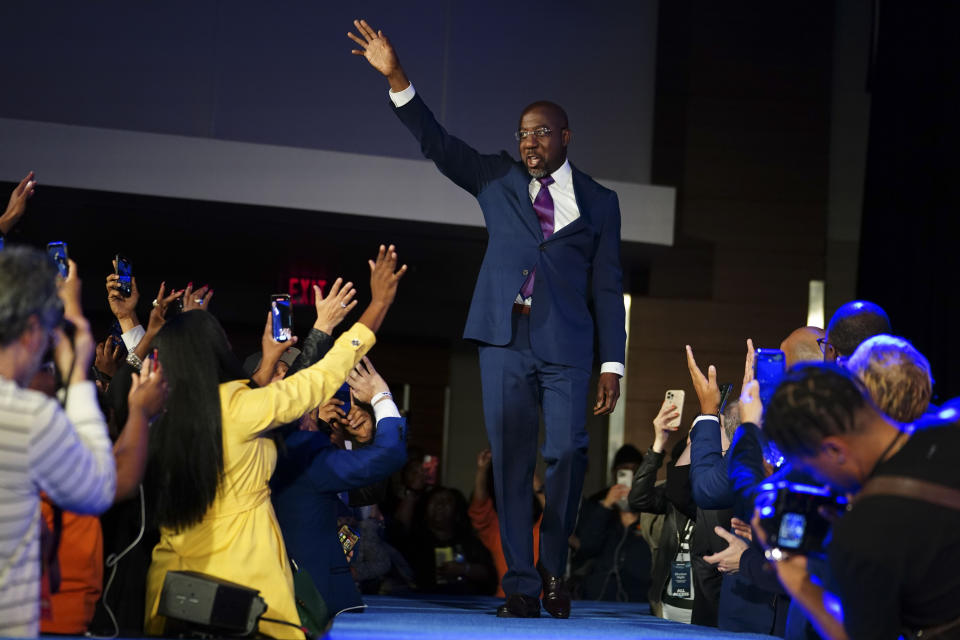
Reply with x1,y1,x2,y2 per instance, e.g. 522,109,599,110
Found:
373,398,401,421
121,325,146,353
692,414,720,428
600,362,625,377
388,82,416,108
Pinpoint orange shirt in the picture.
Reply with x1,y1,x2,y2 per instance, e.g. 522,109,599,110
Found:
40,497,104,634
468,496,542,598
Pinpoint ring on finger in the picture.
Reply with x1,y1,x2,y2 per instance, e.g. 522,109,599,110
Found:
340,302,347,309
152,299,159,308
195,298,204,304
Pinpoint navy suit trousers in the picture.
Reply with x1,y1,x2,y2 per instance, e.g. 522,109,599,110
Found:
478,311,590,598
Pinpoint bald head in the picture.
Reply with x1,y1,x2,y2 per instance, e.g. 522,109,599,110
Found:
519,101,569,129
780,326,825,369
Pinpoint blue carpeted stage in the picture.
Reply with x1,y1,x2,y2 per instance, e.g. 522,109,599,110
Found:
327,595,777,640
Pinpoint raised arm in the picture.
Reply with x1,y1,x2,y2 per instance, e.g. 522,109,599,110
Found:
348,20,514,197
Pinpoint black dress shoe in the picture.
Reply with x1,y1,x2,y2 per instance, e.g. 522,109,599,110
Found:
496,593,541,618
541,575,570,619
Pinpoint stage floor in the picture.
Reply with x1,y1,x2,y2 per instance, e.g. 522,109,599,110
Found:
327,595,776,640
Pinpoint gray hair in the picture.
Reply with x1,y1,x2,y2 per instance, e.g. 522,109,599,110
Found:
0,246,63,346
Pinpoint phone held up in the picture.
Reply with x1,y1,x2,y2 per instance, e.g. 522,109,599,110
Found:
46,241,69,278
270,294,293,343
754,348,786,406
664,389,685,429
115,254,133,297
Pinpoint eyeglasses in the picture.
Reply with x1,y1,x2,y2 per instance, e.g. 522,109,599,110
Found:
514,127,553,141
816,338,835,355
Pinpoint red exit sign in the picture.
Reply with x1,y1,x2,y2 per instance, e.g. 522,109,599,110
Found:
288,277,328,306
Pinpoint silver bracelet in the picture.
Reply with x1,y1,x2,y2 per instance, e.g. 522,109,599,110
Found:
126,352,143,371
370,391,393,406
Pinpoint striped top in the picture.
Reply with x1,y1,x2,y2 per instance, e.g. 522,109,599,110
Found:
0,378,115,637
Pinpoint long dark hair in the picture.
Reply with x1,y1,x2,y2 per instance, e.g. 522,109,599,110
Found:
145,311,247,532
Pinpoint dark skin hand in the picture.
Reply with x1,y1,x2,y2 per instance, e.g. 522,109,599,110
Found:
594,372,621,415
348,19,410,92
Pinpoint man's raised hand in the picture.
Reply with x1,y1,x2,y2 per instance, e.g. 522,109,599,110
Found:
313,277,356,334
347,19,410,92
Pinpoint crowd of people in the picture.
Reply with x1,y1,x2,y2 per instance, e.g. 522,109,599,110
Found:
3,167,959,640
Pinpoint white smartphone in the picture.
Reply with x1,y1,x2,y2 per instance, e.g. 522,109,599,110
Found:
664,389,685,429
615,468,633,510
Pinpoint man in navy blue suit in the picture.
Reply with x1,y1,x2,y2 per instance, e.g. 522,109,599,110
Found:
349,19,626,619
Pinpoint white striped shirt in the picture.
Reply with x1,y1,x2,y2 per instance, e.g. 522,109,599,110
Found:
0,378,115,637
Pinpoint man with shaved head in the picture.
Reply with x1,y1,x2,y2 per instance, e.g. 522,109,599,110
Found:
350,20,627,619
780,326,825,369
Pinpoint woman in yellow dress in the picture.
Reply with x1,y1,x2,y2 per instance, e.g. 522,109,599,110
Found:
143,246,405,638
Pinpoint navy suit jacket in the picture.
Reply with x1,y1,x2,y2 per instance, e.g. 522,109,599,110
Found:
394,94,626,371
690,416,735,509
271,417,407,615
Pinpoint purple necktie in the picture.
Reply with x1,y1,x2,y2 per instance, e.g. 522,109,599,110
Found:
520,176,555,299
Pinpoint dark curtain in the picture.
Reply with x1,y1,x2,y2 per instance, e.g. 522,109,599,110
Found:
858,0,960,402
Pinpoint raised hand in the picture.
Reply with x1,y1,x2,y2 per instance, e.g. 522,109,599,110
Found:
182,282,213,312
601,484,631,510
317,398,347,426
476,448,492,471
344,404,374,444
106,264,141,331
55,260,96,384
357,244,407,333
252,310,299,388
347,356,389,405
739,379,763,426
369,244,407,306
128,356,169,424
652,399,681,453
686,344,721,415
313,277,357,334
94,337,125,378
347,19,409,91
742,338,756,391
0,171,36,234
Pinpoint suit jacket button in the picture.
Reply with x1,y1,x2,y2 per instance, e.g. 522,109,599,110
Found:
522,269,529,276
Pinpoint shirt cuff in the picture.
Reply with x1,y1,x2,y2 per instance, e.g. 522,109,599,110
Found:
600,362,625,377
373,399,401,421
388,82,416,108
692,414,720,428
121,325,146,352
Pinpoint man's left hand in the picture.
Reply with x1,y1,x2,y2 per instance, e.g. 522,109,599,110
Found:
594,372,621,415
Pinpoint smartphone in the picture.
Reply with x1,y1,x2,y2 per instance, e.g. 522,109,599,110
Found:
718,382,734,414
46,242,69,278
615,468,633,510
754,349,786,406
115,254,133,297
334,382,352,417
337,524,359,556
422,454,439,486
664,389,685,429
270,294,293,343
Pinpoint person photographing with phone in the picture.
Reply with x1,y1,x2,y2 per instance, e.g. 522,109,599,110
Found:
142,245,405,639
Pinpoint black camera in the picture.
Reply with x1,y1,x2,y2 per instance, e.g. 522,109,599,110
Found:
755,480,848,555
